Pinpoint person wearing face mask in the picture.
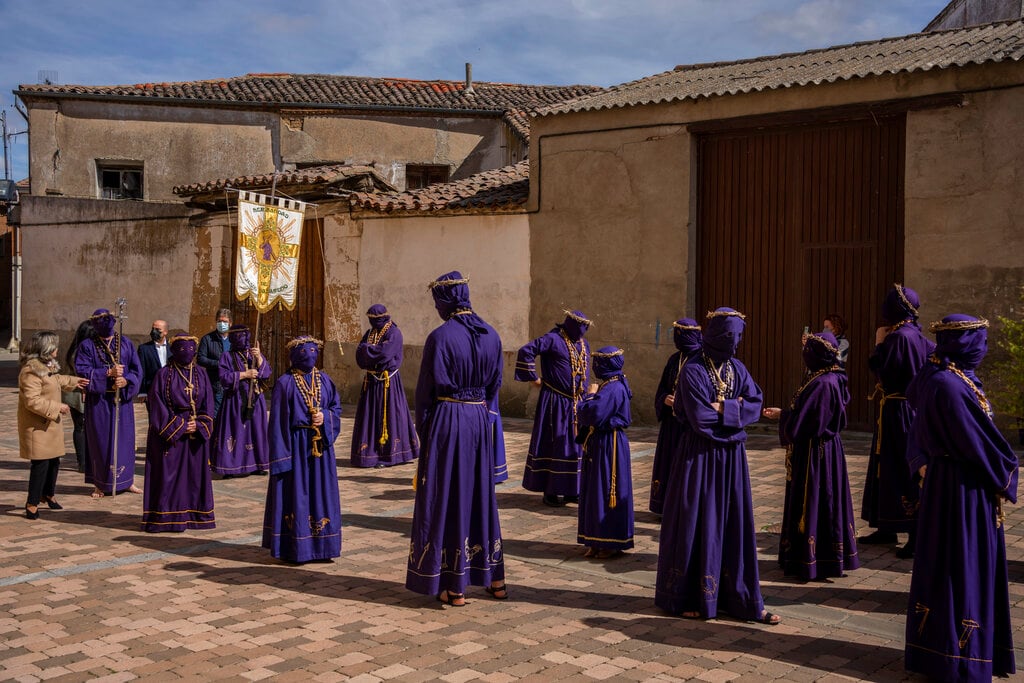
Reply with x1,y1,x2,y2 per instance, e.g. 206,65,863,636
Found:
903,315,1017,682
75,308,143,497
649,318,702,515
19,331,89,519
198,308,233,416
655,308,780,625
517,309,592,507
860,284,935,560
142,335,216,532
350,305,419,469
138,319,169,395
210,325,271,478
262,336,343,563
762,332,859,580
407,271,506,606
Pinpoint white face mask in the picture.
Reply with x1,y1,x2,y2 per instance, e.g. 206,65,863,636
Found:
216,321,230,333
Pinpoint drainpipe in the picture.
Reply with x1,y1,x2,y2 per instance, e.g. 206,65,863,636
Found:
9,219,20,352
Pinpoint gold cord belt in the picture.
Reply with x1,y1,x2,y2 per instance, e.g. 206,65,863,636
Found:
872,390,906,457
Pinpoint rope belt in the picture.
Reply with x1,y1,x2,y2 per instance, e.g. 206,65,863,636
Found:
365,370,397,447
437,397,486,405
581,426,619,509
871,387,906,457
542,380,582,437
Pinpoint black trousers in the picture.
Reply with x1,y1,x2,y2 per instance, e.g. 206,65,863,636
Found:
27,457,61,507
70,408,88,470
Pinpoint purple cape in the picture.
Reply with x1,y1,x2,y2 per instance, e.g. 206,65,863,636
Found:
904,361,1018,681
75,335,142,494
142,363,216,532
777,370,860,579
262,370,343,563
210,350,271,475
655,354,767,620
406,314,505,596
350,322,419,468
650,350,698,514
577,376,634,550
861,324,935,532
517,328,590,496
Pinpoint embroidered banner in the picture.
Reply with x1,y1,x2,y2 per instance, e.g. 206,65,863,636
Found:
235,191,307,312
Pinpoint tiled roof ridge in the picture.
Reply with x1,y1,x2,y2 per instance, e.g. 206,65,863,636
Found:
173,163,394,196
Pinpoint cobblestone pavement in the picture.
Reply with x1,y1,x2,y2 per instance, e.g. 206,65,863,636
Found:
0,356,1021,682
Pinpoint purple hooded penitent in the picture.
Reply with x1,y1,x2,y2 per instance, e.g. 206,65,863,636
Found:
861,284,935,535
262,335,343,563
649,318,702,514
776,331,859,579
576,347,634,552
904,314,1017,681
143,335,216,532
406,271,505,597
350,305,419,468
211,325,271,476
517,309,592,498
655,307,768,621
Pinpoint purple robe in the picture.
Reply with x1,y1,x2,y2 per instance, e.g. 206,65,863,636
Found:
861,324,935,533
655,355,766,620
142,363,216,532
210,350,271,475
490,396,508,483
517,328,590,496
262,370,343,563
777,370,860,579
650,351,694,514
904,362,1018,681
75,335,141,494
350,323,419,467
406,316,504,596
577,377,634,551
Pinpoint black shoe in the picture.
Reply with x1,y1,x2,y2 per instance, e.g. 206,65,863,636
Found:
44,497,63,510
563,495,579,505
24,505,39,520
255,470,268,476
858,530,898,545
542,494,565,507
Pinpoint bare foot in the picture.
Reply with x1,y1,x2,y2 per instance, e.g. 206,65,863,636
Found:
90,488,105,498
127,485,143,494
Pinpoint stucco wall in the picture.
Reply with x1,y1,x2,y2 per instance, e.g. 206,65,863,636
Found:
345,212,532,413
14,195,202,349
905,85,1024,425
282,114,509,188
26,101,276,202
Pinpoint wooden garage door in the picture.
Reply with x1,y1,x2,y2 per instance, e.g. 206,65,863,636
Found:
233,217,326,382
695,114,905,430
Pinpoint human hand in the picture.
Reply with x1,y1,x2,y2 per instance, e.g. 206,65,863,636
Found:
762,407,781,420
918,465,927,478
532,379,542,387
111,364,125,378
113,377,128,389
587,383,599,395
710,401,722,414
76,377,89,389
312,410,324,427
59,404,71,415
875,326,891,345
186,418,197,433
664,395,675,407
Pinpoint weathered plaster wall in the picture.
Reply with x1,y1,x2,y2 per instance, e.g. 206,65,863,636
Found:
346,212,532,413
281,114,508,189
14,195,201,349
26,101,276,202
905,85,1024,425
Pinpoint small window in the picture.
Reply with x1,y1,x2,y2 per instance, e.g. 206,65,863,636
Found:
405,164,449,190
97,164,143,200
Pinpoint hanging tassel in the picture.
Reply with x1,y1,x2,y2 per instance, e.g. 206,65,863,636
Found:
609,431,618,510
379,371,390,446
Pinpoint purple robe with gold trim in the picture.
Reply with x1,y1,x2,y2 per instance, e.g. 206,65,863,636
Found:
142,363,215,532
904,361,1017,681
210,350,271,475
75,335,141,494
262,370,343,563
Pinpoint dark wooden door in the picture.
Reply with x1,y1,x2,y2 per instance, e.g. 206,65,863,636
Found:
234,217,326,381
695,114,905,430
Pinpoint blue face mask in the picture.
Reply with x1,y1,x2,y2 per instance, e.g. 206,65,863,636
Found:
216,321,230,334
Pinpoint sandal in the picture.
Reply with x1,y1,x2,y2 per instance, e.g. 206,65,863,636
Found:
759,610,781,626
681,611,702,620
583,547,597,558
437,591,466,607
90,488,105,499
485,584,508,600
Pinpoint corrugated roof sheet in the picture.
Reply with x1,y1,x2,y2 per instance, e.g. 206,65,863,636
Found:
537,19,1024,116
172,164,395,196
349,161,528,214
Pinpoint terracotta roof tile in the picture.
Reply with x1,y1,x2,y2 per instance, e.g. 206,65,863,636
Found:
350,161,528,214
538,19,1024,116
173,164,395,197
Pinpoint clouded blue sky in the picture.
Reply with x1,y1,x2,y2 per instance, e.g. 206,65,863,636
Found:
3,0,949,180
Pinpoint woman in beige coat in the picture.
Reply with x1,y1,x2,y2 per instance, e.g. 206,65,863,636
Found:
19,330,89,519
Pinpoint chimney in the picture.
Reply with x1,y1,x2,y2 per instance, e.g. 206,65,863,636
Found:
464,62,475,96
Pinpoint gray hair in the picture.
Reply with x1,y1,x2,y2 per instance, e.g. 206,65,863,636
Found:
216,308,233,321
20,330,60,366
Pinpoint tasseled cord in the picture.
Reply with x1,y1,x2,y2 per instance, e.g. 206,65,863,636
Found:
379,371,390,447
609,430,618,510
